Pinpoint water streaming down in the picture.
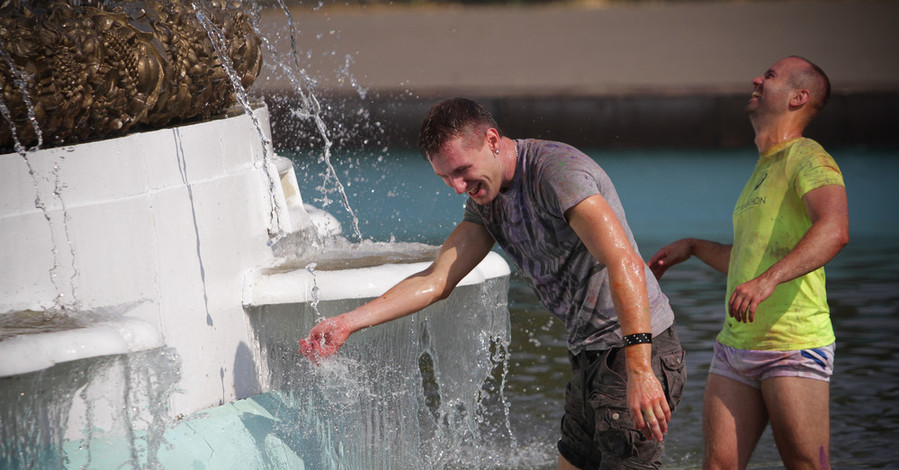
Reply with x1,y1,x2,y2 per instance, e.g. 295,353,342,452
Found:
11,151,78,311
244,274,518,469
0,47,43,150
0,70,26,156
1,347,181,469
270,0,364,243
0,95,25,155
0,44,81,312
194,4,284,242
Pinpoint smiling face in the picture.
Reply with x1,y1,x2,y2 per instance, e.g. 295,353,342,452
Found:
428,129,506,205
745,57,804,117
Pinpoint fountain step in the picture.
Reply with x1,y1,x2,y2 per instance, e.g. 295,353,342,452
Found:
244,251,510,306
0,315,163,378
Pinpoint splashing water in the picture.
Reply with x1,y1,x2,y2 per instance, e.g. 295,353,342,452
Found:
338,54,368,100
269,0,364,242
197,1,365,243
194,4,285,242
305,262,322,320
246,274,518,469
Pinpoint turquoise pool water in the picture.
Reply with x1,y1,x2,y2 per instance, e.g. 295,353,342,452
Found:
290,146,898,244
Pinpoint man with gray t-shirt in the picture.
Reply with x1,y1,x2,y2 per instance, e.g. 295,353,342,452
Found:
300,98,686,469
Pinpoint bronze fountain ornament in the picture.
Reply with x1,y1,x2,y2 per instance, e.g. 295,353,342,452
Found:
0,0,263,152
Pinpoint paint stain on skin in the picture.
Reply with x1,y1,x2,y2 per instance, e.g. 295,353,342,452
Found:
820,446,829,469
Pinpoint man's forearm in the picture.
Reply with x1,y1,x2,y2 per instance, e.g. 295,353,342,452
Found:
756,217,848,288
608,253,655,375
688,238,732,274
761,185,850,287
340,270,446,334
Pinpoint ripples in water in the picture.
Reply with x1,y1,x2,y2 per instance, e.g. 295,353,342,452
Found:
504,236,899,469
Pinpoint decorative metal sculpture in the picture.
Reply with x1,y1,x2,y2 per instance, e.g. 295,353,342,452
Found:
0,0,263,152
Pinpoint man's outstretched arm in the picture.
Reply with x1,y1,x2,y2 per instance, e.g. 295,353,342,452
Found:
648,238,732,280
299,221,495,359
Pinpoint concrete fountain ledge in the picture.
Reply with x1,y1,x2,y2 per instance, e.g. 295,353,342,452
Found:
244,251,510,306
0,316,163,378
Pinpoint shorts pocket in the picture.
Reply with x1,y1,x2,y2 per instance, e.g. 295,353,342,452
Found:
659,349,686,410
593,404,642,459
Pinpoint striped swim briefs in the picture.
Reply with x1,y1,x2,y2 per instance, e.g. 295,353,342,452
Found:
708,340,835,389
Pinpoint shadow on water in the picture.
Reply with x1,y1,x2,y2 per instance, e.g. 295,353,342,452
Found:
288,146,899,469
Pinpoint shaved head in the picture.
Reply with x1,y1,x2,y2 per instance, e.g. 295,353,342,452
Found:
788,56,831,112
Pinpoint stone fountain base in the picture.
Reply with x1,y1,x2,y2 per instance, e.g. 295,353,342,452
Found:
0,104,511,468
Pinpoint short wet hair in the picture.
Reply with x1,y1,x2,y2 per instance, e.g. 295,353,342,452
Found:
789,55,831,112
418,97,500,159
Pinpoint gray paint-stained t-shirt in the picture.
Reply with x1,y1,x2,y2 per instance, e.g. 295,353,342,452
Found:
463,139,674,353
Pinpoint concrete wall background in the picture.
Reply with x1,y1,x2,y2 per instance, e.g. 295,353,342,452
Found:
264,89,899,150
254,0,899,149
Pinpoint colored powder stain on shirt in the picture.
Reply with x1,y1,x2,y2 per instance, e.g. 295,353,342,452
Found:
719,138,844,351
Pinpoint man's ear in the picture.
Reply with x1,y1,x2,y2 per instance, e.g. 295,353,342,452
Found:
790,88,811,108
484,127,500,145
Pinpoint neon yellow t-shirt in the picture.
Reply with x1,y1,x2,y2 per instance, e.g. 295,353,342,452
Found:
717,138,844,351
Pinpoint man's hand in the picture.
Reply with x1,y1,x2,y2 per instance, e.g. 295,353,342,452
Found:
627,367,671,442
726,184,849,323
648,239,694,280
298,315,352,363
728,274,777,323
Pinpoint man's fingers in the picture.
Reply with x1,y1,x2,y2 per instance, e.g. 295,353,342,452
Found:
729,292,750,322
661,400,672,423
642,409,664,441
298,338,312,355
298,338,325,365
655,403,669,434
634,409,646,430
649,263,668,280
734,299,751,322
638,395,672,441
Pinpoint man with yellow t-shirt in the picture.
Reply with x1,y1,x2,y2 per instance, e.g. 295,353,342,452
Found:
649,56,849,469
